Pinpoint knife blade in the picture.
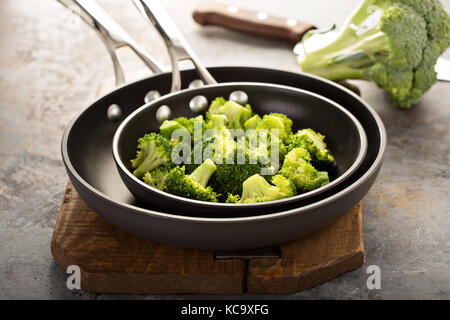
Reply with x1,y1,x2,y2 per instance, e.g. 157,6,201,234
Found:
193,2,450,82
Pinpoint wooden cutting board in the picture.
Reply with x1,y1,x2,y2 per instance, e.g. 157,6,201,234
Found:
51,182,364,294
51,77,364,294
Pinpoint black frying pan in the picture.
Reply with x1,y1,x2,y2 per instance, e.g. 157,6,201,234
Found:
60,1,386,250
112,0,367,215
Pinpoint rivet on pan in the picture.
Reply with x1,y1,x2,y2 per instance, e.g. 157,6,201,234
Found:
189,95,208,113
107,104,122,122
229,90,248,105
188,79,204,89
144,90,161,104
156,105,172,123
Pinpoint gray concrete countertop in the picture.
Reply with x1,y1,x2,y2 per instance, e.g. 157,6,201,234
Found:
0,0,449,299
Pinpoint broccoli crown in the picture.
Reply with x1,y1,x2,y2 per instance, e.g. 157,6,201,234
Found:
298,0,450,108
287,129,335,168
131,133,173,178
226,173,296,203
142,166,170,190
244,114,262,130
209,159,266,201
206,98,253,129
280,147,330,192
245,128,288,166
160,115,205,142
256,113,293,142
163,159,220,202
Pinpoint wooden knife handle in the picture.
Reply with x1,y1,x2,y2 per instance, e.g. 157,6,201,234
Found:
193,2,316,45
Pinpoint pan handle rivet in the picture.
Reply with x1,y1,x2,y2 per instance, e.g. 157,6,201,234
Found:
107,104,122,122
229,90,248,105
188,79,204,89
189,95,208,113
156,105,172,123
144,90,161,104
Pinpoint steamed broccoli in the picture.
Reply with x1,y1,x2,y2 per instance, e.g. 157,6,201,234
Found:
163,159,220,202
288,129,335,168
206,98,252,129
209,157,266,200
244,114,262,130
279,148,330,192
256,113,293,142
160,115,204,142
131,133,173,178
298,0,450,108
226,174,296,203
142,166,170,190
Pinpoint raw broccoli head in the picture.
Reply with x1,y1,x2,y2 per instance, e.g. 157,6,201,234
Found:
142,166,170,190
279,147,330,192
298,0,450,108
163,159,220,202
206,98,253,129
226,174,296,203
287,129,335,168
131,133,173,178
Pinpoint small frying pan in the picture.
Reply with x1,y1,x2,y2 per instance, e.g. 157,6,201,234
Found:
112,0,368,215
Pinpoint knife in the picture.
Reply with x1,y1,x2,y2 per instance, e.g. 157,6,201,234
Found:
193,2,450,82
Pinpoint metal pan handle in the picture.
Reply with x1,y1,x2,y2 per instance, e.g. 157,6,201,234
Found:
57,0,165,85
133,0,217,92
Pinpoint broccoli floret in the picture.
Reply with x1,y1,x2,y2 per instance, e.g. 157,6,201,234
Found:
279,147,330,192
206,114,228,129
163,159,220,202
209,160,266,201
288,129,335,168
206,98,252,129
226,174,296,203
160,115,204,142
246,129,287,167
204,125,237,163
244,114,262,130
142,166,170,190
131,133,173,178
256,113,293,142
298,0,450,108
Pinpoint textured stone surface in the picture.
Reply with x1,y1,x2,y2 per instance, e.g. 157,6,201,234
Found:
0,0,449,299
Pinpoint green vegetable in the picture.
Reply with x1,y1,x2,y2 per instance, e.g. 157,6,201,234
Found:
164,159,220,202
209,160,265,201
288,129,335,168
131,133,173,178
226,174,296,203
279,148,330,192
206,98,253,129
160,115,205,142
298,0,450,108
244,114,262,130
132,97,335,204
256,113,293,142
142,166,170,190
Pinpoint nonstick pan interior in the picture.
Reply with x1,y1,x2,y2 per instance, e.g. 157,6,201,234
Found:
113,82,367,216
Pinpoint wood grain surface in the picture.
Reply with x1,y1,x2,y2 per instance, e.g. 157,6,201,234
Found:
51,182,364,294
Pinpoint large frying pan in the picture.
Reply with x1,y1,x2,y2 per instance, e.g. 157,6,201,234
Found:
60,1,386,250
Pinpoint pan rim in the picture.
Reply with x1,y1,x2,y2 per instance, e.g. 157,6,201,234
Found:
112,82,368,208
61,66,386,223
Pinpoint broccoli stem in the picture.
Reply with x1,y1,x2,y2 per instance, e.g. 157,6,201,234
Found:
300,29,388,81
189,159,217,188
